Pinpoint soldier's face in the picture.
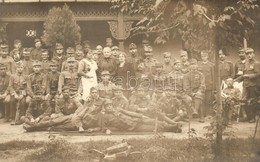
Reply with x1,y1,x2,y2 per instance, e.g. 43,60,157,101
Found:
101,75,110,82
246,52,254,60
0,67,7,75
56,48,64,55
68,61,75,68
103,48,112,58
92,53,98,61
42,53,49,60
86,52,93,59
62,89,70,99
50,65,57,72
96,45,103,53
23,53,30,60
156,67,163,73
114,90,123,97
226,79,233,87
104,104,113,113
90,89,99,99
35,42,41,48
76,51,84,60
180,53,188,62
174,63,181,71
17,66,24,73
201,54,208,62
238,52,246,60
14,43,21,49
33,66,41,73
129,48,137,55
164,56,171,63
219,50,225,61
0,49,8,58
190,64,198,71
67,52,74,57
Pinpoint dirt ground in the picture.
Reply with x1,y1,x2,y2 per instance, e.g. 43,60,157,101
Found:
0,117,259,144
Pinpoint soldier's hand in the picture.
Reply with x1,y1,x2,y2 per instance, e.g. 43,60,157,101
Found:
35,117,40,123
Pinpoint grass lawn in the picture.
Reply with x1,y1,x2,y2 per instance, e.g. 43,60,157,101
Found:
0,137,259,162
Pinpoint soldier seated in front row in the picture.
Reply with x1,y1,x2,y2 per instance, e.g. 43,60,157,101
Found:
22,86,83,132
111,85,129,110
102,99,182,133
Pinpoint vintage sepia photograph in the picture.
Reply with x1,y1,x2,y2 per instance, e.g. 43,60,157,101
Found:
0,0,259,161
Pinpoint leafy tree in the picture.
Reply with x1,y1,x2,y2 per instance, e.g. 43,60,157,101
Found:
42,4,81,49
0,22,7,43
111,0,258,59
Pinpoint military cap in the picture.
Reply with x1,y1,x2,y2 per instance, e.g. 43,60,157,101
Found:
41,49,49,54
246,48,254,53
32,61,42,67
66,47,75,54
106,38,112,43
0,63,6,69
163,52,171,58
155,62,163,68
101,70,110,76
142,39,149,44
129,43,137,49
34,39,41,44
189,58,198,65
90,86,98,92
50,59,58,66
104,99,113,106
16,61,24,68
173,59,182,65
67,57,76,62
55,43,63,49
23,48,32,54
62,86,70,92
180,50,188,56
14,39,21,44
111,46,119,51
113,85,124,91
0,43,9,49
238,48,245,53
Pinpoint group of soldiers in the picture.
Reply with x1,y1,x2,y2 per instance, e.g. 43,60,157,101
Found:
0,37,259,133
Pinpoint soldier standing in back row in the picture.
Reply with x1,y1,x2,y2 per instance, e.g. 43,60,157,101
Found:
30,39,43,61
219,49,234,83
180,50,190,74
0,43,16,74
143,45,157,74
234,48,246,79
21,48,33,76
162,52,174,75
52,43,66,72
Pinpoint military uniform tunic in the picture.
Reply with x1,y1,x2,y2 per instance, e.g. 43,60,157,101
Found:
27,72,47,97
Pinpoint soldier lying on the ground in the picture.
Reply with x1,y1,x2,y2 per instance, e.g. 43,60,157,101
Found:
101,99,182,133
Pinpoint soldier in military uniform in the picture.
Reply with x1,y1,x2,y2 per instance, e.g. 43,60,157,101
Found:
75,49,84,62
97,47,117,79
41,49,51,74
9,61,28,124
143,45,157,74
97,70,116,99
111,85,129,110
127,43,140,71
72,87,104,132
27,61,47,103
22,86,83,132
185,59,206,122
111,46,120,61
0,63,11,121
30,39,42,61
52,43,66,72
58,57,82,97
128,87,150,113
162,52,174,75
135,60,151,89
61,47,78,72
21,90,51,128
152,62,166,90
167,60,192,116
180,50,190,74
219,49,234,82
198,51,215,116
20,48,33,76
234,48,246,79
46,60,60,113
0,43,16,74
102,99,181,133
235,48,260,123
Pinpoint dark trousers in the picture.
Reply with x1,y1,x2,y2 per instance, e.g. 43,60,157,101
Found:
244,86,260,120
